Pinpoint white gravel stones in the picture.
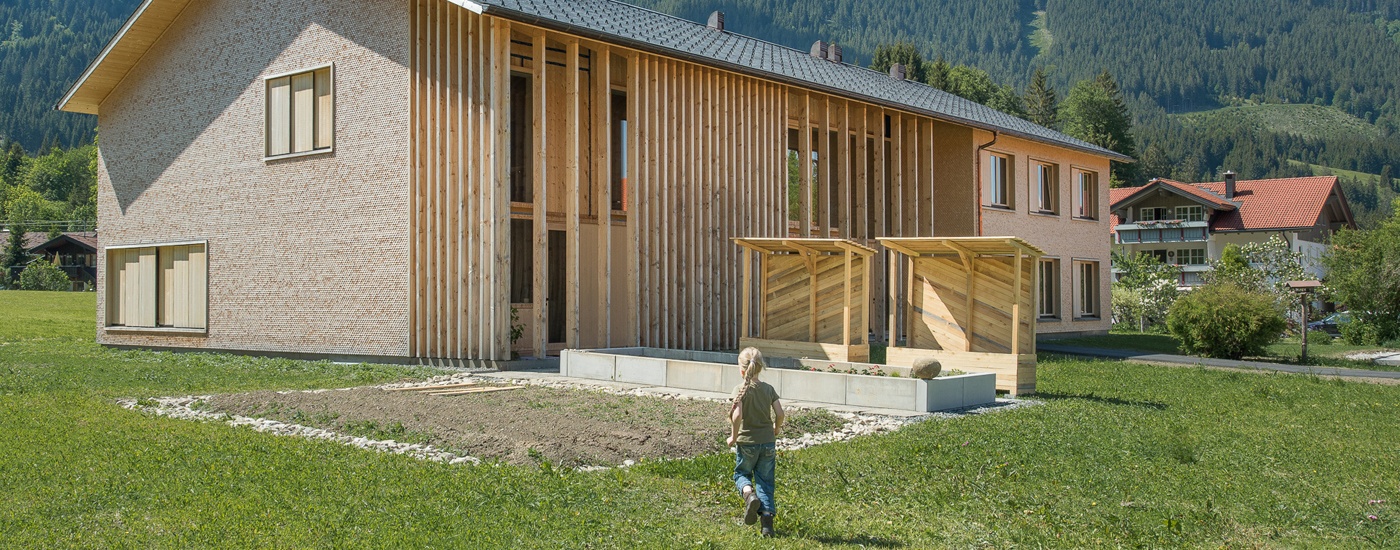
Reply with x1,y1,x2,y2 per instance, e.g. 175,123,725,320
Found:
117,395,481,466
120,373,1039,467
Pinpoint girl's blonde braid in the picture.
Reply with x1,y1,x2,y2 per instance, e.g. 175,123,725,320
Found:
733,347,766,411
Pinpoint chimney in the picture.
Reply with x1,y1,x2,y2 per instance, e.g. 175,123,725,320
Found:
890,63,906,80
1224,170,1237,199
826,42,842,63
810,40,827,59
707,11,724,32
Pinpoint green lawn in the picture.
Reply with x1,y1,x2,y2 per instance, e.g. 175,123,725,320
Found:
1049,331,1400,371
2,291,1398,547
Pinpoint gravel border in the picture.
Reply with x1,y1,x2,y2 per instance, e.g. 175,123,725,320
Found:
119,373,1040,468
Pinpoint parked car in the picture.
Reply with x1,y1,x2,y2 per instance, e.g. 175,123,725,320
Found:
1307,312,1351,336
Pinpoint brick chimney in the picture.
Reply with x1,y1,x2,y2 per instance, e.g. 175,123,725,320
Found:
890,63,906,80
826,43,842,63
1224,170,1237,199
707,11,724,31
810,40,827,59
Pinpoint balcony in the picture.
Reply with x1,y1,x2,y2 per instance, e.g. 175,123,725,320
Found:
1114,220,1208,244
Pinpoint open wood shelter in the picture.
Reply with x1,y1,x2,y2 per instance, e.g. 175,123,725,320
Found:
734,238,876,362
878,237,1043,395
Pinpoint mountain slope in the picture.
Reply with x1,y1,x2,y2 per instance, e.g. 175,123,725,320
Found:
0,0,140,151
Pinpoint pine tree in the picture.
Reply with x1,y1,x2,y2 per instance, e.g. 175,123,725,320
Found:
868,42,927,84
1063,70,1139,186
925,56,951,91
1024,66,1059,129
2,226,29,287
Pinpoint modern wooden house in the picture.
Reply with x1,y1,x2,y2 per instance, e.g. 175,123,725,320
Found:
60,0,1128,364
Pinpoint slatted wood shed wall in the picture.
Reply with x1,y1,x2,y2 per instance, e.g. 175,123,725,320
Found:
879,237,1042,395
733,238,875,362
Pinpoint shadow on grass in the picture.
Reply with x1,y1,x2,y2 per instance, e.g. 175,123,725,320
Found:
802,534,904,547
1036,391,1168,410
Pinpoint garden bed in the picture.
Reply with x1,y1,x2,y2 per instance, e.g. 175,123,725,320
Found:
191,378,854,469
561,348,997,412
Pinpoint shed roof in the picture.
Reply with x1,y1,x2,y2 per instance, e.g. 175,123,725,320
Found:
58,0,1131,163
877,237,1045,258
732,238,877,256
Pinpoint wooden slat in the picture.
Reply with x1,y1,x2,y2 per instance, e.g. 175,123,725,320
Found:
492,18,512,360
798,93,812,238
594,45,612,348
626,51,641,347
565,38,581,349
531,32,548,359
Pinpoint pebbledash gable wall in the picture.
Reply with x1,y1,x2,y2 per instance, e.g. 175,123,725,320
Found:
95,0,413,357
976,131,1113,337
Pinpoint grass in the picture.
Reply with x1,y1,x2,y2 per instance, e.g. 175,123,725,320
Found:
2,291,1399,547
1289,159,1400,188
1174,103,1383,142
1049,330,1400,371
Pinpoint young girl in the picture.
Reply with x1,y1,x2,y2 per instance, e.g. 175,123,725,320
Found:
727,347,784,537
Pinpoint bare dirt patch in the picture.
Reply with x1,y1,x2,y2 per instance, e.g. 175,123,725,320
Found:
202,383,845,468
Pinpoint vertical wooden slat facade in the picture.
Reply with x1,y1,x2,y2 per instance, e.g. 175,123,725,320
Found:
408,2,1028,361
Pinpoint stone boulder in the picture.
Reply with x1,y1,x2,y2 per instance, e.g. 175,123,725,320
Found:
909,357,942,380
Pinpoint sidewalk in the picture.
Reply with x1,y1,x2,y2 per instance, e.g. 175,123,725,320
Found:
1038,344,1400,380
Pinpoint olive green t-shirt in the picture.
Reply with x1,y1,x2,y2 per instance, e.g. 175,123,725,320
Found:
732,381,779,445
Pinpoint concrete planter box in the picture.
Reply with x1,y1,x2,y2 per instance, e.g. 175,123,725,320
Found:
560,348,995,412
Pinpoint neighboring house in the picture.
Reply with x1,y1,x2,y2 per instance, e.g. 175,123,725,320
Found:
58,0,1127,364
27,232,100,291
1,230,53,283
1110,173,1356,287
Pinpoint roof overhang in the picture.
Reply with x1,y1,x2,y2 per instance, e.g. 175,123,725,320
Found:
1111,180,1235,212
732,238,877,256
56,0,194,115
877,237,1045,258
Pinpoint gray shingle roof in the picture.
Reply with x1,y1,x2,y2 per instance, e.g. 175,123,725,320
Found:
469,0,1133,162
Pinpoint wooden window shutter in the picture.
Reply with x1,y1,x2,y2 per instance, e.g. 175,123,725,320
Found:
314,68,333,150
267,77,292,156
135,247,157,327
188,244,207,329
291,72,315,153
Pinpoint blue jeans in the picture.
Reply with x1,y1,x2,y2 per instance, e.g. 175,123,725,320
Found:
733,442,776,516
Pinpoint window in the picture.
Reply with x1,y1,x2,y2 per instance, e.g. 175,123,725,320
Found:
1139,207,1167,222
1180,248,1207,265
265,66,332,158
1038,258,1061,318
988,153,1011,208
1175,205,1204,222
510,219,532,303
1075,260,1100,318
509,74,532,202
1034,162,1058,213
610,91,627,211
106,243,207,330
1075,171,1099,219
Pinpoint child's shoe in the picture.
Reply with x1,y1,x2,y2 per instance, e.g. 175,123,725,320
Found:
743,492,761,525
760,515,774,537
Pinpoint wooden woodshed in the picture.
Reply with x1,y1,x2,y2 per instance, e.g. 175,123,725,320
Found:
877,237,1043,395
733,238,876,362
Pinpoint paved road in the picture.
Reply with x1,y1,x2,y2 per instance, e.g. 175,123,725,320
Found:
1039,344,1400,380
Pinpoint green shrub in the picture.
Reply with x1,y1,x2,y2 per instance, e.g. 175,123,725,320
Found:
18,260,70,291
1167,283,1287,359
1340,319,1382,346
1305,330,1333,347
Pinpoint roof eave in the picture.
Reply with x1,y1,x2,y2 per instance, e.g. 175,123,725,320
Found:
476,4,1134,163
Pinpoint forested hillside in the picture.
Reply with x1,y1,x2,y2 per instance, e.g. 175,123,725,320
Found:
0,0,138,152
4,0,1399,225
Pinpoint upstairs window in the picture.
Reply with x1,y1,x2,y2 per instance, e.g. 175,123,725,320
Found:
988,153,1011,208
1179,248,1207,265
1175,205,1204,222
266,66,333,158
1075,171,1099,220
1034,162,1058,214
1139,207,1167,222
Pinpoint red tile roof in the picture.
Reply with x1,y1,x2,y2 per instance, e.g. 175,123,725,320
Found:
1195,176,1343,231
